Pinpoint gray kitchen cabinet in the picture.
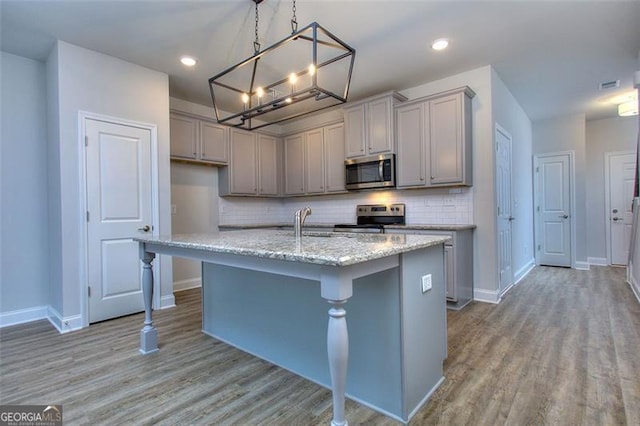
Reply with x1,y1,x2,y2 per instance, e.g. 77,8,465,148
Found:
170,113,198,160
257,134,279,196
284,133,306,195
386,227,474,310
170,112,228,165
284,122,347,196
199,121,228,163
305,128,325,194
219,128,280,196
344,92,407,158
395,86,474,188
324,123,346,192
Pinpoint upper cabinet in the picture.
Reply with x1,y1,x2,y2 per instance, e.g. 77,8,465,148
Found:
219,128,280,197
396,86,474,188
170,112,228,165
283,122,347,196
344,92,407,158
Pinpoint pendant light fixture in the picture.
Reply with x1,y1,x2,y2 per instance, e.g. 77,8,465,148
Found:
209,0,356,130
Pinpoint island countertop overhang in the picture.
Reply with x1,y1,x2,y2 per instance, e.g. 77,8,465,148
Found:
135,229,450,267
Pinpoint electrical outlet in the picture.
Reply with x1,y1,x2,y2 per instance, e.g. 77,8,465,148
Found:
421,274,432,293
171,204,177,215
443,196,456,206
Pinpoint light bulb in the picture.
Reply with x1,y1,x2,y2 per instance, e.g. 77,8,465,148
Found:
431,38,449,51
289,73,298,84
256,87,264,98
180,56,197,66
285,97,293,103
308,64,316,76
241,93,249,104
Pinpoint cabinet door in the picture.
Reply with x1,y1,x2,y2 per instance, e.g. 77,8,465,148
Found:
305,128,325,194
170,114,198,159
430,93,463,184
199,121,228,163
445,245,456,301
344,104,366,158
396,102,427,187
284,133,305,195
257,134,278,196
229,129,257,195
367,97,393,154
324,123,346,192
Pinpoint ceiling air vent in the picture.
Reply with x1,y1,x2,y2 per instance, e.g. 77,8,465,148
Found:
599,80,620,90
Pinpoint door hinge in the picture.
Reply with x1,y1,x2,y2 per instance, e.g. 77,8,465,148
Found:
537,244,541,251
86,211,90,222
537,205,540,212
535,166,539,172
84,136,88,147
88,286,91,297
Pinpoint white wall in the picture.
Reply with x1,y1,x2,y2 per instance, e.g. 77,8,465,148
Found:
46,41,172,330
490,69,535,285
0,52,50,322
171,162,220,290
532,113,587,266
401,66,498,301
586,116,638,263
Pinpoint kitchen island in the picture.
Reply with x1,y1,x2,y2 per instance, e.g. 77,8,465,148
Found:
136,230,449,424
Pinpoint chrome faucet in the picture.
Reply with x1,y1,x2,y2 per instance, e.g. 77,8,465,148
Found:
294,207,312,238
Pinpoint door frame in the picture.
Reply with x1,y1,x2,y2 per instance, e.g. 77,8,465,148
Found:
495,123,513,296
78,111,161,327
604,150,635,265
533,151,576,268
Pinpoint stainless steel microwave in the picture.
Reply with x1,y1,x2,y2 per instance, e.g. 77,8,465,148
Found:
345,154,395,190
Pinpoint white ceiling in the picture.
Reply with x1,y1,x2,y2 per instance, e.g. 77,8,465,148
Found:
2,0,639,122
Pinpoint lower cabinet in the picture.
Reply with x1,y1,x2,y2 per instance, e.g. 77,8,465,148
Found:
283,123,346,196
386,228,474,309
219,128,280,196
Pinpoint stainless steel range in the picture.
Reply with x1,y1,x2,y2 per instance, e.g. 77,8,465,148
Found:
334,204,405,233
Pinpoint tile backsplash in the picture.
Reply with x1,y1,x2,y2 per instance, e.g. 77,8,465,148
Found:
219,188,473,226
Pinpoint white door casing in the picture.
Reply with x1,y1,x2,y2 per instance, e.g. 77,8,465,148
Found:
606,151,635,266
85,117,154,323
535,153,573,267
495,125,513,293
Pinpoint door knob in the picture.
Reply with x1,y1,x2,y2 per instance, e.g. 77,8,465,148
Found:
138,225,151,232
508,216,515,221
558,214,569,219
612,217,620,221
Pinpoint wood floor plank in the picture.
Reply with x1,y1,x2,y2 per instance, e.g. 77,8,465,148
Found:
1,266,639,425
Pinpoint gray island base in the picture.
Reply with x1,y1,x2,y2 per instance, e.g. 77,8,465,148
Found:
136,230,449,424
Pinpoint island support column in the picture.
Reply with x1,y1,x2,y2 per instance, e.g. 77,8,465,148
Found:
321,270,353,426
139,245,158,354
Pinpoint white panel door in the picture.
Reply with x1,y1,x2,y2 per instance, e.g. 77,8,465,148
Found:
86,119,152,323
496,126,513,291
537,154,572,267
608,152,635,265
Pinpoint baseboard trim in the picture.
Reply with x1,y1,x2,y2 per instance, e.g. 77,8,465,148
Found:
587,257,608,266
629,269,640,304
173,277,202,292
575,261,590,270
514,259,535,285
0,306,48,328
47,306,83,334
160,294,176,310
473,288,501,304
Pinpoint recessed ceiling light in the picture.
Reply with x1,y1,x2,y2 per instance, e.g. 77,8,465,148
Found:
431,38,449,51
180,56,197,67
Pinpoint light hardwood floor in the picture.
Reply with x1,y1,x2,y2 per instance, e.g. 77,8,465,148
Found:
1,266,639,425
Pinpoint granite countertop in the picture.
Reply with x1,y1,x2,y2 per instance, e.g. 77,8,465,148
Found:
219,223,475,231
136,229,450,267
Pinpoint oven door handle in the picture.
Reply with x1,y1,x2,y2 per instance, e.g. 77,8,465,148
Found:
379,160,384,181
